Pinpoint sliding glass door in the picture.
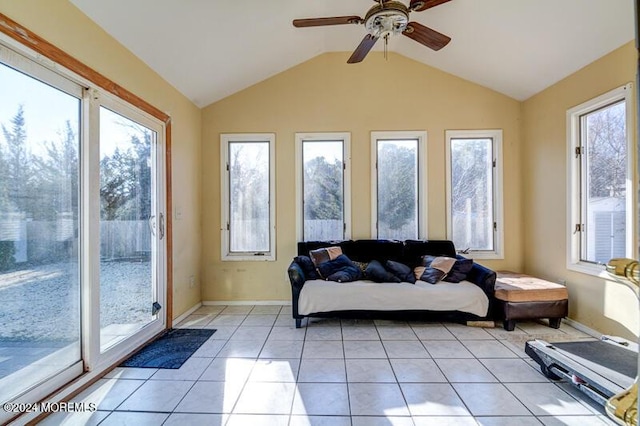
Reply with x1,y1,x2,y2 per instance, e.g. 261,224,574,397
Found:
99,105,164,353
0,55,83,405
0,42,166,417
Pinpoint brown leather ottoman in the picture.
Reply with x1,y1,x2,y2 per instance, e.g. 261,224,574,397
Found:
495,271,569,331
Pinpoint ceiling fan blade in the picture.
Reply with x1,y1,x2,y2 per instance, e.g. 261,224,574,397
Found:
409,0,452,12
403,22,451,50
293,16,362,28
347,34,379,63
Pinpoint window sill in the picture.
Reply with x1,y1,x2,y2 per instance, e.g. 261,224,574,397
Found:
462,251,504,260
222,253,276,262
567,261,607,279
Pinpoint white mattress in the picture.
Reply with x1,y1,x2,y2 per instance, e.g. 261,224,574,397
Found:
298,279,489,317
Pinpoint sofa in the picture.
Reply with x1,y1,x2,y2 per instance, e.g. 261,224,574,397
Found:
287,239,497,328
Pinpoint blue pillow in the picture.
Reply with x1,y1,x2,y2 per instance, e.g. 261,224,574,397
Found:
385,260,416,284
294,255,320,280
415,255,457,284
365,260,401,283
414,265,447,284
443,257,473,283
316,254,363,282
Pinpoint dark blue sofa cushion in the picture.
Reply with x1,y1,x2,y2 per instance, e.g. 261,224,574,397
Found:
385,260,416,284
443,257,474,283
316,254,363,283
294,255,320,280
365,260,401,283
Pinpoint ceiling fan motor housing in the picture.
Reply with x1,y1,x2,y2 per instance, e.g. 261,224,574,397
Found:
364,1,410,38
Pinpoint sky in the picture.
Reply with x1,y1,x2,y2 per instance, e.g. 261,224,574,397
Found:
0,62,151,158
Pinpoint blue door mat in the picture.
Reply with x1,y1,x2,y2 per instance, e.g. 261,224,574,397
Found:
120,328,216,369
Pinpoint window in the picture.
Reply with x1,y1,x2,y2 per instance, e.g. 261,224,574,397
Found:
221,133,275,260
568,84,635,275
445,130,504,258
371,131,427,240
296,133,351,241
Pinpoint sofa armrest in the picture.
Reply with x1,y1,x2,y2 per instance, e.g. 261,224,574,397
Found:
288,260,307,323
457,255,496,298
288,261,307,292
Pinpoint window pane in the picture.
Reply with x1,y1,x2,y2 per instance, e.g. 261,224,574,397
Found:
229,141,270,252
377,140,418,240
99,107,157,352
583,101,626,263
450,138,494,251
0,62,81,402
303,141,344,241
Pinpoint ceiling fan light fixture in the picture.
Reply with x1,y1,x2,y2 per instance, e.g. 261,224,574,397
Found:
364,1,410,38
365,10,409,38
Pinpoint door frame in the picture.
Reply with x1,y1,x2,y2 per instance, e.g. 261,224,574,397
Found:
86,91,168,370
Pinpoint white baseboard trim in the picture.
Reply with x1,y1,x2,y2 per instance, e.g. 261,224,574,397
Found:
563,317,602,338
202,300,291,306
172,302,202,325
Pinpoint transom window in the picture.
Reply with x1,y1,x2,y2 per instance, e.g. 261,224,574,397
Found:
371,131,427,240
567,84,635,275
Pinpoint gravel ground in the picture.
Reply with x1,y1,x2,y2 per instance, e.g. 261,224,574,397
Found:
0,261,151,342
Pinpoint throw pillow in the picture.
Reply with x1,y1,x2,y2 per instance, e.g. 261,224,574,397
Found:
365,260,401,283
352,261,369,275
442,257,474,283
415,255,457,284
294,255,320,280
316,254,363,282
309,246,343,267
385,260,416,284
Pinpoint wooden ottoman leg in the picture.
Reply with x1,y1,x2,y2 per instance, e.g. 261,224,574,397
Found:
503,319,516,331
295,318,302,328
548,318,562,329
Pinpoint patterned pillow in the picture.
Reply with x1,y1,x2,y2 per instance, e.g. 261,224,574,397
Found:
309,246,343,267
414,256,457,284
443,257,474,283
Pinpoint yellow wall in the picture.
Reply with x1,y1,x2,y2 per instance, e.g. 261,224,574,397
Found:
522,42,638,339
4,1,636,338
202,52,523,302
0,0,203,319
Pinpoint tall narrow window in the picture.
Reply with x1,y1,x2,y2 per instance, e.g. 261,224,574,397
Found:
221,134,275,260
446,130,503,258
371,131,426,240
295,133,351,241
568,84,635,274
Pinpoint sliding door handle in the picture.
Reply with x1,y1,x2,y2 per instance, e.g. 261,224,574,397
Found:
159,212,165,240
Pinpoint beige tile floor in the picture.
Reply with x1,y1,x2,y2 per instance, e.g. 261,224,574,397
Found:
40,305,616,425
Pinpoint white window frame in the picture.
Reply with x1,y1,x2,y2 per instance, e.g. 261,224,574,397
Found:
220,133,276,261
567,83,636,277
295,132,351,242
445,129,504,259
370,131,427,240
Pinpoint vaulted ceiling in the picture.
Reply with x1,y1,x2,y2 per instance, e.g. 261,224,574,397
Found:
70,0,634,108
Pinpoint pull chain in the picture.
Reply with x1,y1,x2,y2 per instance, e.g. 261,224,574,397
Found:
384,34,389,60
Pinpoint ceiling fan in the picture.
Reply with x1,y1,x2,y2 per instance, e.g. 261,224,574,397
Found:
293,0,452,64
